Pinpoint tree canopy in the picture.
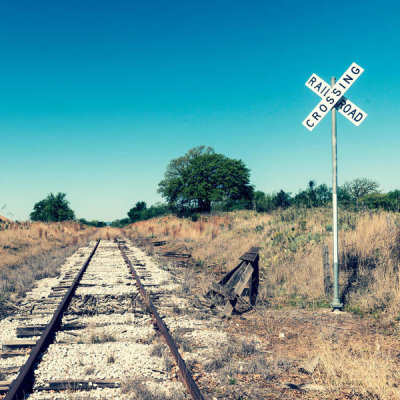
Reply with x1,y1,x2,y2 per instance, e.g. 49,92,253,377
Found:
158,146,253,213
126,201,168,224
343,178,380,200
30,193,75,222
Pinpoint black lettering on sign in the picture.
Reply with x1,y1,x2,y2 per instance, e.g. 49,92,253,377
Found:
348,109,356,119
351,66,360,74
322,86,330,96
343,74,353,85
308,76,317,86
312,112,321,121
326,96,335,105
336,98,346,110
332,88,342,96
314,82,322,91
343,104,351,113
306,119,314,127
339,82,346,89
354,113,363,122
319,104,328,112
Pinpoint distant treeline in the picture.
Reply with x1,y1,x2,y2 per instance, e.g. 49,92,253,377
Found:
241,179,400,213
28,148,400,226
106,179,400,228
110,202,169,227
78,219,107,228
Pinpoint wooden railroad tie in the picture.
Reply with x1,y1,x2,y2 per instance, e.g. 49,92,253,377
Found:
206,247,260,316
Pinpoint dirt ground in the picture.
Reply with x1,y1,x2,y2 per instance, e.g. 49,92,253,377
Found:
152,243,400,400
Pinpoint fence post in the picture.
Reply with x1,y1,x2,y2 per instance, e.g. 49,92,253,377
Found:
322,244,331,297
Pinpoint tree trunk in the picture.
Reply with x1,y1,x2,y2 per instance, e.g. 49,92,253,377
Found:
198,199,211,213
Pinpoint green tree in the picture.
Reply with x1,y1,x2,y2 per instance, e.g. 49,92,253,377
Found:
158,146,253,213
388,190,400,211
30,193,75,222
127,202,169,223
253,190,274,212
343,178,379,200
79,218,106,227
273,190,292,209
110,218,130,227
128,201,147,223
294,182,331,208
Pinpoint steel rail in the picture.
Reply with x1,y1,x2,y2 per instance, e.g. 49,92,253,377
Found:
118,242,205,400
5,240,101,400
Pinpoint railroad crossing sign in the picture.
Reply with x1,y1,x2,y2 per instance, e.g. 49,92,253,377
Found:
302,62,367,131
301,62,367,310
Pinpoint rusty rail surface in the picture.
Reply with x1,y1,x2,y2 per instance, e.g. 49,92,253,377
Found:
5,240,101,400
118,241,205,400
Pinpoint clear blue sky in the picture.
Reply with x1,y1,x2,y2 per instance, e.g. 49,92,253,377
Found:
1,0,399,221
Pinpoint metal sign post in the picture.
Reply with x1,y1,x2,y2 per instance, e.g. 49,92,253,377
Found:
302,63,367,310
330,77,342,309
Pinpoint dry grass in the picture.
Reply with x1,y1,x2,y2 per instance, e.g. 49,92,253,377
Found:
315,329,400,399
0,222,122,272
123,209,400,400
125,208,400,320
0,221,123,317
0,221,94,271
124,212,270,268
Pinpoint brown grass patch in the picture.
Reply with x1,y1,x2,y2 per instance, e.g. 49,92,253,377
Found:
125,208,400,320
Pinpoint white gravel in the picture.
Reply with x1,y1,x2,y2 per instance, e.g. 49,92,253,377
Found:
24,240,188,399
0,243,96,382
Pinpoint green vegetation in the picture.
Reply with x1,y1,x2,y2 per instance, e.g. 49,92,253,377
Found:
110,218,130,228
106,148,399,226
158,146,253,214
78,219,107,227
253,178,399,213
30,193,75,222
156,147,399,215
127,202,168,223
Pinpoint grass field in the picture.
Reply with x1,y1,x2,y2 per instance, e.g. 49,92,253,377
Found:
123,208,400,399
124,207,400,320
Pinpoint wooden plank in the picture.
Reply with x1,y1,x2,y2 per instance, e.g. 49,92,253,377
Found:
0,381,11,393
16,326,46,338
209,282,236,300
0,366,20,374
225,263,248,291
223,263,253,316
218,261,244,286
2,341,37,350
239,247,260,263
153,240,167,246
0,350,28,358
322,245,331,297
162,252,191,258
249,254,260,306
61,322,87,330
34,379,121,391
31,310,55,315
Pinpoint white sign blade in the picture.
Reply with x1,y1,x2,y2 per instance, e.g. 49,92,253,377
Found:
302,62,364,131
335,97,367,126
305,73,367,127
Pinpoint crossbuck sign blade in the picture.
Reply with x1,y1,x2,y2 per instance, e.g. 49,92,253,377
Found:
305,73,367,127
302,62,364,132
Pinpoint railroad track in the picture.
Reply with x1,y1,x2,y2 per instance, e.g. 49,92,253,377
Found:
0,239,204,400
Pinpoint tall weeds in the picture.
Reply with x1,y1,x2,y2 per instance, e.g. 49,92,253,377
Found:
126,208,400,319
0,221,104,318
